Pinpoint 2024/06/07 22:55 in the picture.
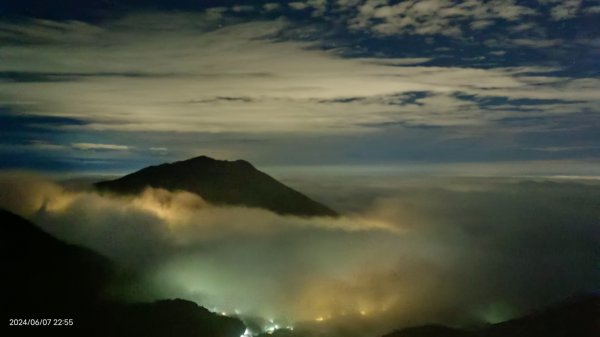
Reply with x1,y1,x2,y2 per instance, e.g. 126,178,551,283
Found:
9,318,74,326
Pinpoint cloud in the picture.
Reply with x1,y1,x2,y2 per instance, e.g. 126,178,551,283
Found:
289,2,309,10
263,3,282,12
356,57,432,66
0,172,399,256
1,14,598,139
526,146,600,152
0,172,597,336
547,0,582,20
470,20,495,30
348,0,537,37
288,0,328,16
71,142,130,151
232,5,254,13
583,5,600,14
0,7,598,169
511,38,564,48
29,140,67,151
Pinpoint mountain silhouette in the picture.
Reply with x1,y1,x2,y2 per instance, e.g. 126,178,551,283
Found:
382,325,475,337
480,294,599,337
382,294,599,337
93,299,245,337
3,209,115,317
95,155,337,217
3,210,245,337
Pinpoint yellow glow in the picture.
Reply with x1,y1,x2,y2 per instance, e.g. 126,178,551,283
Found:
131,188,208,227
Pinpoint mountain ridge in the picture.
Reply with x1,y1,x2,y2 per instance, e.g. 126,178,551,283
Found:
381,293,599,337
95,155,338,217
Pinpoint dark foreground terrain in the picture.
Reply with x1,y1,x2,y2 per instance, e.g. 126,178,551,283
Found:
3,209,245,337
383,294,599,337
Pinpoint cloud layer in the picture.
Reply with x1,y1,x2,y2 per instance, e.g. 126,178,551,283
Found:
1,5,598,170
0,172,597,336
1,15,598,134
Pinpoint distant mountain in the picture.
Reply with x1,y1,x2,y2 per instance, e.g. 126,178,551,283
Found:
480,294,599,337
382,325,474,337
3,210,245,337
382,294,599,337
95,155,338,217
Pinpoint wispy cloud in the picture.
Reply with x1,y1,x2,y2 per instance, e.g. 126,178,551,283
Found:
71,143,130,151
29,140,67,151
511,38,564,48
1,14,598,137
0,4,598,169
546,0,582,20
346,0,537,37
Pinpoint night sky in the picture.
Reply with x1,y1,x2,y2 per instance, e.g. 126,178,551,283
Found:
1,0,599,174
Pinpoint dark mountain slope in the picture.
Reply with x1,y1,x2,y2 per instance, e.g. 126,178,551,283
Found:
3,209,115,316
95,155,337,217
3,210,245,337
94,299,245,337
382,294,599,337
382,325,475,337
481,294,599,337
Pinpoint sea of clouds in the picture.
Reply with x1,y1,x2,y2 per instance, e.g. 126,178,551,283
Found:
1,171,597,337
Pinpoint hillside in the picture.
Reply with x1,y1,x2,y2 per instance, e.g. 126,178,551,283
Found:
95,155,338,217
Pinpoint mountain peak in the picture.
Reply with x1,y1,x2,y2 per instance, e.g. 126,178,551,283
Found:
95,156,337,217
183,155,217,163
171,155,254,169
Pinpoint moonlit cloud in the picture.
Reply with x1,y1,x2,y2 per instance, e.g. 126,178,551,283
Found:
71,143,130,151
347,0,537,36
149,147,168,153
510,38,564,48
289,0,328,16
0,14,597,138
0,1,598,171
263,3,282,12
546,0,582,20
29,140,67,151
